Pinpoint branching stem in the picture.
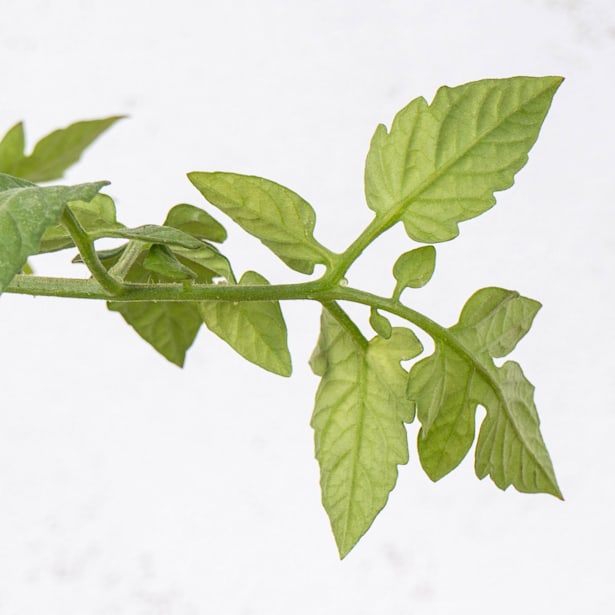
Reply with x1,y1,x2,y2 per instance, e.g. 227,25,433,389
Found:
60,207,124,295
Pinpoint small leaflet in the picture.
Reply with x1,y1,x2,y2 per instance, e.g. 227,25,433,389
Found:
107,249,205,367
143,244,197,280
369,307,393,339
199,271,292,376
392,245,436,298
164,203,227,244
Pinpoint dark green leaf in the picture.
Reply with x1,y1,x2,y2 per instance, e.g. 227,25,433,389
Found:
365,76,563,242
188,172,333,274
0,180,109,293
311,309,422,557
0,173,35,192
199,271,292,376
164,203,227,243
13,116,124,182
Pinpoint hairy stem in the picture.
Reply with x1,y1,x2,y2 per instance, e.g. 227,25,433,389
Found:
60,207,124,295
108,240,142,279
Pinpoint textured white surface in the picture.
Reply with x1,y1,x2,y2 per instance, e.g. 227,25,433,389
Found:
1,1,614,613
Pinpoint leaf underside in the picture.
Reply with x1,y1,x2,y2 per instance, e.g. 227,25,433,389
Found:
408,287,562,498
311,309,422,557
188,172,332,274
199,271,292,376
365,76,563,242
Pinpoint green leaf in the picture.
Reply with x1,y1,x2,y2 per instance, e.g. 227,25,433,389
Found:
408,287,561,498
365,76,563,242
143,244,197,280
369,307,392,339
411,343,479,478
311,309,422,557
474,361,560,496
172,244,236,284
107,251,204,367
0,123,26,175
457,286,541,357
12,116,124,182
392,245,436,297
199,271,292,376
188,172,333,274
100,224,205,249
164,203,227,243
39,193,121,253
0,173,35,192
108,299,202,367
72,244,127,266
0,180,109,293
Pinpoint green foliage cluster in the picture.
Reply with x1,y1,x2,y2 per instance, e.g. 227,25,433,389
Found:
0,76,563,558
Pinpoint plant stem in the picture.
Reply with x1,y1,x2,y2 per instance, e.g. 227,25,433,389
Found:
4,274,434,345
60,207,124,295
325,212,396,282
4,271,509,444
108,240,142,279
321,300,368,349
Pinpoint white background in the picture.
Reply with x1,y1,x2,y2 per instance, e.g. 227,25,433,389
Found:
1,1,614,613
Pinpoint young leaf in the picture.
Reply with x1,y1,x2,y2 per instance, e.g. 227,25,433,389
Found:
0,123,26,175
172,244,236,284
12,116,124,182
164,203,227,243
73,244,127,266
0,179,109,293
199,271,292,376
188,172,333,274
311,308,422,557
408,287,561,498
143,244,197,280
392,245,436,298
365,76,563,242
369,307,392,339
